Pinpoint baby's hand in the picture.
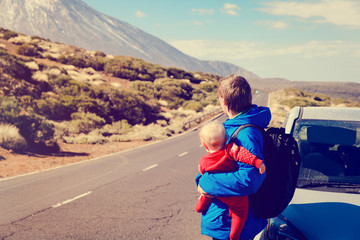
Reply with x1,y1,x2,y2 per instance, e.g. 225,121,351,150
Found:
230,144,239,156
259,163,266,174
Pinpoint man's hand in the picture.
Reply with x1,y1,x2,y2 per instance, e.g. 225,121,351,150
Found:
197,185,214,198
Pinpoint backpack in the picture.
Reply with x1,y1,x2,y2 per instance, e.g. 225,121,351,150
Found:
230,124,301,219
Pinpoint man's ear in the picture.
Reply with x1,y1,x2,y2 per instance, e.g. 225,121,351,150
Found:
219,96,227,106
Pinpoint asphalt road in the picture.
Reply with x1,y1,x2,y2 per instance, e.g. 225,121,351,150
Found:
0,92,268,240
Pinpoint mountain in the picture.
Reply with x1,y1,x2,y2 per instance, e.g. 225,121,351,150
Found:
0,0,259,78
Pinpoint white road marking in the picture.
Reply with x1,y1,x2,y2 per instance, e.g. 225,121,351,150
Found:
52,191,92,208
178,152,188,157
142,164,158,172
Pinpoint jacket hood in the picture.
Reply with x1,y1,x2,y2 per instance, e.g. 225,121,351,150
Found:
223,105,271,134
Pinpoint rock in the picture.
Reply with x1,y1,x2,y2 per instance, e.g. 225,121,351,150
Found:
25,61,39,70
33,71,48,82
8,35,32,45
48,68,62,75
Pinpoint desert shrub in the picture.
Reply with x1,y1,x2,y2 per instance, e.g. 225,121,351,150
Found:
104,57,137,80
108,89,159,125
159,86,185,109
198,82,218,93
85,57,106,71
17,44,40,57
19,95,33,110
182,100,203,112
312,94,330,105
0,124,27,152
48,75,92,95
69,112,106,134
104,57,142,80
127,123,174,141
38,63,46,71
191,89,207,101
0,49,32,81
31,35,48,41
280,97,329,108
166,67,194,81
101,120,132,135
3,30,18,40
48,74,72,88
34,85,110,121
155,79,193,100
0,96,21,123
58,55,86,68
146,65,167,79
130,59,166,81
154,78,194,109
130,81,155,98
13,115,55,145
94,51,106,57
44,54,57,61
0,97,53,146
104,56,166,82
77,96,110,121
283,88,307,97
63,132,107,144
201,95,219,106
33,95,77,120
109,134,131,142
191,89,218,107
61,80,91,96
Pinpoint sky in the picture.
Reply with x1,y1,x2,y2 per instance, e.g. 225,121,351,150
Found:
82,0,360,83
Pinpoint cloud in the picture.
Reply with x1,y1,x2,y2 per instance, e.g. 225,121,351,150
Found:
192,8,214,15
220,3,241,16
191,21,204,26
170,40,266,59
170,39,360,60
258,0,360,28
135,11,146,18
254,20,289,29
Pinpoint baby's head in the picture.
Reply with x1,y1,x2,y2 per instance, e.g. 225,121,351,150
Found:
199,121,226,152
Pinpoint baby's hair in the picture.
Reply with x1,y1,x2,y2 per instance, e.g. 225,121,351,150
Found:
199,121,226,151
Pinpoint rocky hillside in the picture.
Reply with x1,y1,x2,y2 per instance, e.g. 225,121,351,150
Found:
0,0,258,78
1,27,359,155
0,27,222,154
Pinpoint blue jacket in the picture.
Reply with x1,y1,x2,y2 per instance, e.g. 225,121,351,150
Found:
196,105,271,240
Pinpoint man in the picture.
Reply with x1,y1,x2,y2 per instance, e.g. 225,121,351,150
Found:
196,75,271,240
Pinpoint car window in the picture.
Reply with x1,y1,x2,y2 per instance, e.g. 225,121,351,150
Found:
293,119,360,191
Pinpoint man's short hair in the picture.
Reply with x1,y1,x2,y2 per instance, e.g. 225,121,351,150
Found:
218,74,252,113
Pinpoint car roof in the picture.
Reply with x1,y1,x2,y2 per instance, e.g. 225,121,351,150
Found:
284,107,360,134
301,107,360,122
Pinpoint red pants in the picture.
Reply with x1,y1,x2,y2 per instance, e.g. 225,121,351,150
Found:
196,195,249,240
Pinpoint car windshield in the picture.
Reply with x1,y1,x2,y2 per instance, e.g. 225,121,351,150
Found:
293,119,360,190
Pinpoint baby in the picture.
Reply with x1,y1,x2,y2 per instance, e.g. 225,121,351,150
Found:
196,121,265,240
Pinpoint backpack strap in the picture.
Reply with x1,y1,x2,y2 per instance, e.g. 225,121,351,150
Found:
230,124,265,143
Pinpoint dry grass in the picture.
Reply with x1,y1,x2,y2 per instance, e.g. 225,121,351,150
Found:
268,88,360,128
0,124,27,151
